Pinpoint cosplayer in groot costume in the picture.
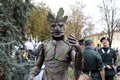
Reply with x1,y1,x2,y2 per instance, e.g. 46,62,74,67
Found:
27,8,82,80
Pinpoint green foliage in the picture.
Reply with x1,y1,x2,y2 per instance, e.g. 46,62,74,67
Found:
98,0,120,47
68,67,75,80
65,1,89,40
0,0,32,79
28,2,51,41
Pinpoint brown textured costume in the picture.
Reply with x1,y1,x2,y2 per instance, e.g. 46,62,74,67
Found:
27,8,82,80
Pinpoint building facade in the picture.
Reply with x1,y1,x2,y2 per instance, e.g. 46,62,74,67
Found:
84,31,120,50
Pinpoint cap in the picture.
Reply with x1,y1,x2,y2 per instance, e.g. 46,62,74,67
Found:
84,38,93,46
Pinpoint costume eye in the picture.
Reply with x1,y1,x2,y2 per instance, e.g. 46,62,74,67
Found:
51,24,55,27
59,24,63,27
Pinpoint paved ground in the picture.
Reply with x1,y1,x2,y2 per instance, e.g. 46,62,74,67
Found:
114,72,120,80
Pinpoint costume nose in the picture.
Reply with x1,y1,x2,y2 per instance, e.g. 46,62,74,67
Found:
54,25,60,31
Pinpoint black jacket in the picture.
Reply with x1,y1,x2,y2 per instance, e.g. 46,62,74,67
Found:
98,47,117,76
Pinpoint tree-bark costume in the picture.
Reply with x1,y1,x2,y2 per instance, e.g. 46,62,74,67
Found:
27,8,82,80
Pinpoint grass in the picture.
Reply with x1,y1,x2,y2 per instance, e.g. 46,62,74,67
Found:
68,67,75,80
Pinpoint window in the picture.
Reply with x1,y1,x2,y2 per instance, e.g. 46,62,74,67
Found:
97,44,101,48
98,37,100,40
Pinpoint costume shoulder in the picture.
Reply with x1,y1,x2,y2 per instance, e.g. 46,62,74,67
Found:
37,38,51,50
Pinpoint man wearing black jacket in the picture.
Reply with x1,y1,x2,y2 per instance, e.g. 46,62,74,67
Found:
98,37,117,80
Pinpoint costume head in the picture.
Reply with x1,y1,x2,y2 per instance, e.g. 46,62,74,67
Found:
47,8,68,38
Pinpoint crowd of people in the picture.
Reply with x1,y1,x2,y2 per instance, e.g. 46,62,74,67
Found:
23,37,120,80
76,37,120,80
25,36,120,80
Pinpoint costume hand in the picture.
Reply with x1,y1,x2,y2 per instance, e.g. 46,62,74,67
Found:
67,35,79,48
106,65,112,70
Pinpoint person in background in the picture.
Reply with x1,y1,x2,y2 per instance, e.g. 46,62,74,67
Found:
24,38,34,55
24,38,36,60
79,39,85,52
81,38,105,80
74,39,85,80
116,50,120,72
98,37,117,80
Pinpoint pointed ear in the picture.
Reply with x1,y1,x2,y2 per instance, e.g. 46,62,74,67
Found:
47,12,55,23
62,16,68,23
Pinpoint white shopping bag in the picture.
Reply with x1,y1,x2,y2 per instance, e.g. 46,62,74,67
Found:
34,65,45,80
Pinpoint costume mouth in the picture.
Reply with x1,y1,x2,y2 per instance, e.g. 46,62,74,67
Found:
56,31,64,34
53,32,63,35
51,31,64,34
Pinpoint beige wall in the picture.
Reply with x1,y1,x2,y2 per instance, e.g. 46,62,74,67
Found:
112,32,120,50
84,33,106,48
84,31,120,50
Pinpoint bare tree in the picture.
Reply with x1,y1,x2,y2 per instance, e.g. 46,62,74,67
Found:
65,1,94,40
98,0,120,47
83,22,94,37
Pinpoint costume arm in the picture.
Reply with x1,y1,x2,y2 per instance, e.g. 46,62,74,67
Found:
70,49,75,63
74,47,84,70
67,35,83,70
28,44,45,79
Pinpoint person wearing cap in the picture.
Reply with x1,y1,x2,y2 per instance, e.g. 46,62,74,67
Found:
81,38,105,80
79,39,85,52
98,37,117,80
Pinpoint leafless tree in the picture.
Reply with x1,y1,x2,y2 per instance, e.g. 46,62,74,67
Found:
98,0,120,47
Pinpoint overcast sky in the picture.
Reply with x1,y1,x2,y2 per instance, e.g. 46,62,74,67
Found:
32,0,120,33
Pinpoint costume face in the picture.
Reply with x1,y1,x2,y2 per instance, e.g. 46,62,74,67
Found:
101,39,109,47
50,22,65,37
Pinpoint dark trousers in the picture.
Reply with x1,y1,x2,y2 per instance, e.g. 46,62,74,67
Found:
92,72,101,80
74,70,81,80
105,75,114,80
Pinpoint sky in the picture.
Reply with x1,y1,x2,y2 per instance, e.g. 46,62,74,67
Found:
32,0,120,33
